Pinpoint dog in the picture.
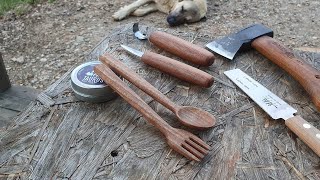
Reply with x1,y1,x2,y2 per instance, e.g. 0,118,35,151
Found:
112,0,207,26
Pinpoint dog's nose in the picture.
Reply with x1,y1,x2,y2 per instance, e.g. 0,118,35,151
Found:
167,16,176,26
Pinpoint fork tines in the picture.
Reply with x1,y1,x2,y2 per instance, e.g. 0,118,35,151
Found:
181,137,210,161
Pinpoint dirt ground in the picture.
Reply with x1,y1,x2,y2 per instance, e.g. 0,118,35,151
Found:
0,0,319,90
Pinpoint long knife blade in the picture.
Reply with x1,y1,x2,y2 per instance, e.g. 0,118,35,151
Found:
224,69,296,120
224,69,320,156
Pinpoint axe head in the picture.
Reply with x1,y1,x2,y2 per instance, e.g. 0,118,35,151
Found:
206,24,274,60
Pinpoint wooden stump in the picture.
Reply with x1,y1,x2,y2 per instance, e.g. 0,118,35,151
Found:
0,24,319,180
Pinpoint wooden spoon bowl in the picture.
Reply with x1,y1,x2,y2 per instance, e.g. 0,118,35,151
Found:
176,106,216,129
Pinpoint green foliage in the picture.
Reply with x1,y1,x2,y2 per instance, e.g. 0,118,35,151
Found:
0,0,55,16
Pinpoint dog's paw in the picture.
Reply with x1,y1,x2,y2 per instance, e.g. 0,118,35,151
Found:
132,8,150,16
112,9,128,21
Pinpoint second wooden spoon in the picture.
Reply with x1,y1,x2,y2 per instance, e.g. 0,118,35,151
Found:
99,53,216,129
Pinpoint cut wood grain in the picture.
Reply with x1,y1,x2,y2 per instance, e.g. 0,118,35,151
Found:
0,108,18,129
37,92,55,107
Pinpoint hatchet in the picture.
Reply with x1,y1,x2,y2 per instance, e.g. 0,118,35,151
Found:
206,24,320,111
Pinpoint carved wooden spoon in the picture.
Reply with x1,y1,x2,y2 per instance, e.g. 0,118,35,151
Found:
99,53,216,129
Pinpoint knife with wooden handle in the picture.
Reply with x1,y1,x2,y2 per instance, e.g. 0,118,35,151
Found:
120,45,214,88
225,69,320,156
149,31,215,66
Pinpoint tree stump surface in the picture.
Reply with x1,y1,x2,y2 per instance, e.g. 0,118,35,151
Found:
0,24,319,180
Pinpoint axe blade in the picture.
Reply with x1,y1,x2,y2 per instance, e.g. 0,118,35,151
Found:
206,24,274,60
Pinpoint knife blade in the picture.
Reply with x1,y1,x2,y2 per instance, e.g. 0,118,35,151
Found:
224,69,320,156
121,45,214,88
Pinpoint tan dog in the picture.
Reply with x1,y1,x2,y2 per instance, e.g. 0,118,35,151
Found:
112,0,207,26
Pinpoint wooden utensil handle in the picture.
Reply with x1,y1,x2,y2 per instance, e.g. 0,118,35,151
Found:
252,36,320,111
149,31,215,66
94,64,173,134
99,53,177,112
142,52,214,88
285,115,320,156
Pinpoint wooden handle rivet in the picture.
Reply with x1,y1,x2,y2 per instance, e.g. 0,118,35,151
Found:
303,123,311,129
316,134,320,139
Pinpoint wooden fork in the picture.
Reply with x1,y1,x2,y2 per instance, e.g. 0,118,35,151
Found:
94,64,210,161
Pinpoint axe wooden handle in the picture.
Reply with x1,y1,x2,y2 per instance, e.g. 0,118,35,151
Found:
149,31,215,66
252,36,320,111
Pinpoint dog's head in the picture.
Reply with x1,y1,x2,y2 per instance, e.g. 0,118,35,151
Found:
167,0,207,26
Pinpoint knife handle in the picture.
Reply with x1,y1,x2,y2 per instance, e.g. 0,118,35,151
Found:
285,115,320,156
252,36,320,111
149,31,215,66
141,51,214,88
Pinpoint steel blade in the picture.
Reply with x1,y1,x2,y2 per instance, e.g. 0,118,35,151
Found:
206,39,239,60
121,45,144,58
133,23,147,40
133,22,139,33
224,69,297,120
206,24,274,60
